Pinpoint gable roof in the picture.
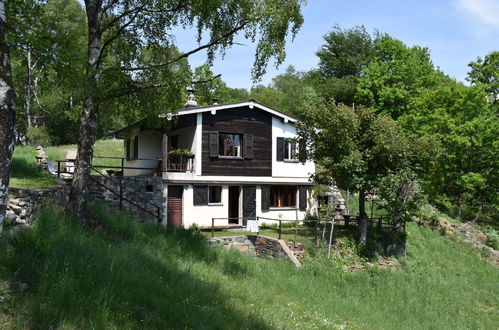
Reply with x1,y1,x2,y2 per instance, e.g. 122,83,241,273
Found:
114,100,298,136
161,99,297,123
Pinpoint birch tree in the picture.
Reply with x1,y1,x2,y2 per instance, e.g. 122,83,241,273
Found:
0,0,17,235
68,0,304,219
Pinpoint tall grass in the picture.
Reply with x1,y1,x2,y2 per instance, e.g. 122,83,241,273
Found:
1,203,497,329
10,146,57,189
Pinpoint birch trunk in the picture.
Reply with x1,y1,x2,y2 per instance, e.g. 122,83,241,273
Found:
67,0,101,219
25,48,32,129
0,0,17,235
358,190,368,244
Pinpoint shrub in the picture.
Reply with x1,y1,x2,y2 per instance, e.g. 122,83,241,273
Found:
26,126,53,147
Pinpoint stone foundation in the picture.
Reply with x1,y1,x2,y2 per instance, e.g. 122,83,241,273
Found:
7,184,70,229
208,235,301,267
88,175,164,223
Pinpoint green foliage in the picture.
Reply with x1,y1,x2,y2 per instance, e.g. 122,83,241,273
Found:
1,204,498,328
468,51,499,105
355,34,439,118
169,148,195,157
25,126,52,147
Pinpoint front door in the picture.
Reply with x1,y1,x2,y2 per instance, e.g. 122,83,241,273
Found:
167,185,183,227
228,186,240,224
242,186,256,225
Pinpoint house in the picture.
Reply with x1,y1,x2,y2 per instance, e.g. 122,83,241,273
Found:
114,92,315,228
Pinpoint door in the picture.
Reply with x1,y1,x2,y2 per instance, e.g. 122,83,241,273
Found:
228,186,240,224
167,185,183,227
243,186,256,225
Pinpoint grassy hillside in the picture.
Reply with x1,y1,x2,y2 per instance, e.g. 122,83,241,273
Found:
10,139,123,189
1,204,497,329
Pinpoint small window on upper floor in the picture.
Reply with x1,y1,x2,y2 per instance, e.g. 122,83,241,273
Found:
219,133,242,157
284,138,298,161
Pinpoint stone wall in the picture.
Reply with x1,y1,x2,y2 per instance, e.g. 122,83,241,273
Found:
7,184,70,229
208,235,301,267
88,175,164,223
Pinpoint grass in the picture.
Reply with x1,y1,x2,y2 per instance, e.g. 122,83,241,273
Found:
10,139,124,189
10,146,57,189
46,138,124,170
1,203,497,329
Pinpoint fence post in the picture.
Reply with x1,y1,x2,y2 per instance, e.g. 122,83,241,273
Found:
377,215,382,232
278,220,282,240
57,161,61,178
211,218,215,238
294,218,298,248
257,216,260,235
121,158,124,175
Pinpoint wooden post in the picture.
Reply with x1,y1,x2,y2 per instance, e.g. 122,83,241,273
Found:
162,132,168,172
294,209,298,248
278,220,282,240
257,216,260,235
57,161,61,178
119,182,123,210
211,218,215,238
121,157,124,175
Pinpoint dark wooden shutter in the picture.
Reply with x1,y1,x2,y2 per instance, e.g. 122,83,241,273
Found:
193,185,208,205
244,134,253,159
276,137,285,161
133,136,139,159
298,138,307,163
125,138,130,160
243,186,256,224
209,132,219,158
261,185,270,212
299,186,308,211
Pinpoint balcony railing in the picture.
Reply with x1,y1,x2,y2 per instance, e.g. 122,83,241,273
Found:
166,154,194,172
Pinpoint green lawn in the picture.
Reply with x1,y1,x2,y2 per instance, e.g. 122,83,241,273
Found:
10,139,123,189
10,146,58,189
1,203,497,329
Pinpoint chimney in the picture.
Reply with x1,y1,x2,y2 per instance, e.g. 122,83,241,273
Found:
211,97,220,105
185,87,197,108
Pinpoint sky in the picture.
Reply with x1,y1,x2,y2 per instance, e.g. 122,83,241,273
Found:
174,0,499,89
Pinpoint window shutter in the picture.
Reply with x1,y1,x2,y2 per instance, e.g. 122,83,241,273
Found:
125,138,130,160
298,138,307,163
133,136,139,159
209,132,218,158
193,185,208,205
261,185,270,212
276,137,285,161
299,186,308,211
244,134,253,159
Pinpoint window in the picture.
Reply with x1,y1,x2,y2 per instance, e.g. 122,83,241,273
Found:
284,138,298,161
270,185,297,208
125,138,131,160
219,133,242,157
209,186,222,204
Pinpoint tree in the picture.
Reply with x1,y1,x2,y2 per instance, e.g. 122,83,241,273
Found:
7,0,87,145
299,102,430,243
311,25,373,106
399,82,498,223
355,34,439,119
0,0,17,235
468,51,499,106
68,0,304,219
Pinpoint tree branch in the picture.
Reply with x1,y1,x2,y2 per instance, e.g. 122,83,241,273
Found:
103,21,248,74
100,81,172,101
191,74,221,85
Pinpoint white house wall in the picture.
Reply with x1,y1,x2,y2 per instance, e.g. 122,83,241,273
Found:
124,128,162,176
271,117,315,178
182,184,229,228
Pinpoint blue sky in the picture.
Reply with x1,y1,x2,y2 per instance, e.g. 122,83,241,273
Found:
176,0,499,89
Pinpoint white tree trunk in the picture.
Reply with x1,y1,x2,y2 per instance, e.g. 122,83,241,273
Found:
67,0,102,219
0,0,17,235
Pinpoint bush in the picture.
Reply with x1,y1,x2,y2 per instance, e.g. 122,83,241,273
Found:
26,126,52,146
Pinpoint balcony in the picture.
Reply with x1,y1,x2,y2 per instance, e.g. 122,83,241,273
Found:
166,154,195,173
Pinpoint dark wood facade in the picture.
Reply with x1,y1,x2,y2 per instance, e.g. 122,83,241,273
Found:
202,106,272,176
